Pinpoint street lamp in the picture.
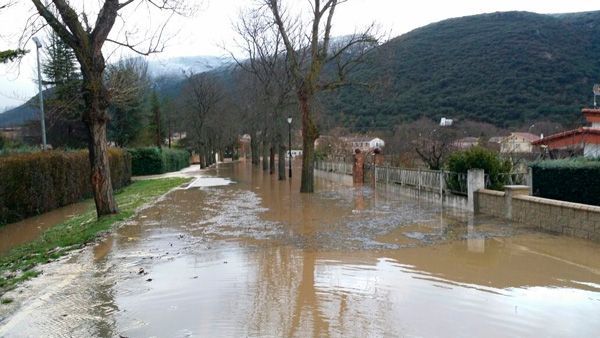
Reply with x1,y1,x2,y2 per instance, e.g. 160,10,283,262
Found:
32,36,47,150
287,117,293,178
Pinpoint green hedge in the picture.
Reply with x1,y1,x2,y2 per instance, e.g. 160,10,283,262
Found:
446,147,512,191
128,147,190,176
531,158,600,206
0,149,131,225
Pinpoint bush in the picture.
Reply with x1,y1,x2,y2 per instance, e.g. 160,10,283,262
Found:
530,158,600,206
446,147,512,190
0,149,131,225
128,147,190,176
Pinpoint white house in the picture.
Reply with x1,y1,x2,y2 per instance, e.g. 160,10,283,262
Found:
343,136,385,152
500,132,540,153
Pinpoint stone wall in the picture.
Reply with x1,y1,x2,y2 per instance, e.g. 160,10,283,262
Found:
512,195,600,241
476,187,600,242
378,182,468,210
475,189,505,218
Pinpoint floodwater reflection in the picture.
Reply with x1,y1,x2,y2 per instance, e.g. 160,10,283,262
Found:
1,161,599,337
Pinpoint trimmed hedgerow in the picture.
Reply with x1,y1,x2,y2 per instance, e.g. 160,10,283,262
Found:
128,147,190,176
0,149,131,225
530,158,600,206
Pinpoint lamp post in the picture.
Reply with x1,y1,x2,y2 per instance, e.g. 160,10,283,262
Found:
287,117,293,178
32,36,47,150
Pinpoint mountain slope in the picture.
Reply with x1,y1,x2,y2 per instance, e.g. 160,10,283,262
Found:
326,11,600,130
4,11,600,131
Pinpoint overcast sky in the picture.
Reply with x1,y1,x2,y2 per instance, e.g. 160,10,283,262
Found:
1,0,599,110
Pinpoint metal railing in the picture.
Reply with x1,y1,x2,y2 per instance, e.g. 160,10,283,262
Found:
316,160,529,197
314,160,353,175
485,172,529,190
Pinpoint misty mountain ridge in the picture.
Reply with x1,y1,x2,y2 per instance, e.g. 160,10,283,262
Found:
147,55,232,78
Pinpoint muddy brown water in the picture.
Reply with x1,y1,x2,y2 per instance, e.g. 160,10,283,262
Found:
1,161,599,337
0,201,90,255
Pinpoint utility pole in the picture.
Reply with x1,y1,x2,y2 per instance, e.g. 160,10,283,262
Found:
287,117,293,178
33,37,47,150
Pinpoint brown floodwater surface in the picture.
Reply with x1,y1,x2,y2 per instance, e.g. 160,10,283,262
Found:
0,201,90,255
1,161,599,337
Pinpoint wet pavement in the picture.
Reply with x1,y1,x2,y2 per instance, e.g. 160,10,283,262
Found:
1,161,599,337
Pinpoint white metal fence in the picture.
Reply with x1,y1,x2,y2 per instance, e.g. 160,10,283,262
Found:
314,161,353,176
315,161,468,195
315,160,529,197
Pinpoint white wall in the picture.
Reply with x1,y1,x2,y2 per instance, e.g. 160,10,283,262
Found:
584,143,600,158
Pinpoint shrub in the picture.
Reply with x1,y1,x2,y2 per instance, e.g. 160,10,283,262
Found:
530,158,600,206
128,147,190,176
446,147,512,190
0,149,131,225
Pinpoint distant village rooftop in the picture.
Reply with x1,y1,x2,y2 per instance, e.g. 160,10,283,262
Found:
532,108,600,158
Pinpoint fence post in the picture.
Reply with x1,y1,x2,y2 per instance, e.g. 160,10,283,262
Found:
386,167,389,184
527,167,533,196
439,170,444,203
375,167,378,183
467,169,485,212
418,169,422,193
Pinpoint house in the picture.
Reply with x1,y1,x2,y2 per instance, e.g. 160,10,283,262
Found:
532,108,600,158
342,136,385,152
500,132,540,153
238,134,251,158
453,137,479,149
488,136,505,144
0,127,21,141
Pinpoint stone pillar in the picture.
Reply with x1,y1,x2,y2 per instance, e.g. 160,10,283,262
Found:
467,169,485,212
504,185,530,220
374,152,384,166
526,167,533,196
353,149,365,184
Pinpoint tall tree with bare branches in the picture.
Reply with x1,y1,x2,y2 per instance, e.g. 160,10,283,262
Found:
29,0,190,217
262,0,377,192
232,7,294,180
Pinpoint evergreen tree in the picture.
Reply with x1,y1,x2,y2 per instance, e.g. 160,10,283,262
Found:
43,32,78,86
149,90,166,148
40,31,85,147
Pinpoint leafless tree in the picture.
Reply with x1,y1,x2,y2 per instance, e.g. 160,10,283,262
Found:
261,0,378,192
389,118,458,170
28,0,193,217
180,72,224,168
232,7,295,180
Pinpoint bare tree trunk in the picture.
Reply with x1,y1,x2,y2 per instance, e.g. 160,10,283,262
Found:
269,146,275,174
88,120,117,216
83,74,117,216
251,131,259,166
299,94,318,193
278,143,286,181
262,140,269,171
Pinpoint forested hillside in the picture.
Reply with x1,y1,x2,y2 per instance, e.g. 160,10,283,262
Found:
325,11,600,130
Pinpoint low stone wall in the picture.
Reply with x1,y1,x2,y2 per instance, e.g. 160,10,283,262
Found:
512,195,600,241
378,182,468,210
476,187,600,242
475,189,505,218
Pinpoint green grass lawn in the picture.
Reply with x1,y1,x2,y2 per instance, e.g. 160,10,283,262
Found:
0,177,189,295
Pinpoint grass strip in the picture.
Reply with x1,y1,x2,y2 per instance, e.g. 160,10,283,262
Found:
0,177,189,295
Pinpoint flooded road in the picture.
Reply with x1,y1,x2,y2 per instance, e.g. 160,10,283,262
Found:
1,161,599,337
